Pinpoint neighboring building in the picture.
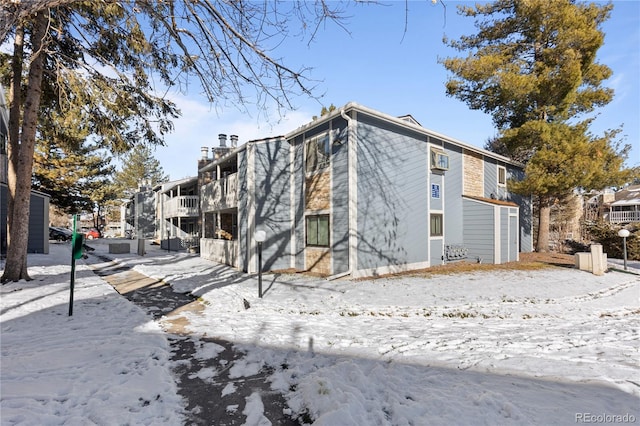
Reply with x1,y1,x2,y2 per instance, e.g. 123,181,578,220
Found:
199,102,532,277
154,177,200,250
606,185,640,224
122,184,156,239
0,84,50,256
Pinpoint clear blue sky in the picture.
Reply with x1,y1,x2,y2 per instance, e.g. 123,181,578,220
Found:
155,0,640,181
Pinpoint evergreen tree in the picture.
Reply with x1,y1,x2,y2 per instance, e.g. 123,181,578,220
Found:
113,145,168,199
33,139,115,214
312,104,337,121
440,0,633,252
1,1,346,282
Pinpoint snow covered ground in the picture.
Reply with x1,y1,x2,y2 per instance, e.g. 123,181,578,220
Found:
1,240,639,425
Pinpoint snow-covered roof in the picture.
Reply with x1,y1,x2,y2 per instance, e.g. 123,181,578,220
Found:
611,184,640,206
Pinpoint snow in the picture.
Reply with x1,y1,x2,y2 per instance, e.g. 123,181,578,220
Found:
2,240,639,425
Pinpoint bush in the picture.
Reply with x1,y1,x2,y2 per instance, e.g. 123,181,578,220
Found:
586,221,640,260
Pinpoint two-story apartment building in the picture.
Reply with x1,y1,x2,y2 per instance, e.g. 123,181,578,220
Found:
200,102,532,277
155,177,200,250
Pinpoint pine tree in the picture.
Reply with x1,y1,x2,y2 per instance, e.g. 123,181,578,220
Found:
113,145,168,199
440,0,633,252
33,139,115,214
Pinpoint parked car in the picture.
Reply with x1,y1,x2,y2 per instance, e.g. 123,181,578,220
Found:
85,228,102,240
49,227,72,241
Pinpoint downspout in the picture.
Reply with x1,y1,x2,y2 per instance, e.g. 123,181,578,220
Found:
328,107,357,280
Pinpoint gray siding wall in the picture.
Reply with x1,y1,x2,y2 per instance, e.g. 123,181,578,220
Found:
331,118,350,274
238,150,249,271
430,239,442,266
137,191,156,239
442,142,464,245
0,187,49,254
356,116,429,271
500,207,509,262
507,165,533,253
0,185,6,256
430,172,443,211
462,198,495,263
510,211,519,261
484,157,497,198
254,139,292,271
28,196,45,253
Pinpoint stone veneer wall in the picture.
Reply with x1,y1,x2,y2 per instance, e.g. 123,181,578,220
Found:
305,170,332,275
305,247,331,275
463,149,484,197
305,171,331,211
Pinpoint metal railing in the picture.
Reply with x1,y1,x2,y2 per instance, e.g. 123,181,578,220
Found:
201,172,238,211
165,195,199,218
609,210,640,223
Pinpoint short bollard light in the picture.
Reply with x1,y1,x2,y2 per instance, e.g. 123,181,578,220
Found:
618,229,630,271
255,230,266,298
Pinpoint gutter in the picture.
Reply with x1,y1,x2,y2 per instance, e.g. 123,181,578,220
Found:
340,107,356,279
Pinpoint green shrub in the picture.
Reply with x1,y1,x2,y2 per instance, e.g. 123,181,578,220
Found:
586,221,640,260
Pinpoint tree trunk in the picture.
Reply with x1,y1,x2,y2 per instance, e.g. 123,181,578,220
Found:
1,13,48,283
536,199,552,253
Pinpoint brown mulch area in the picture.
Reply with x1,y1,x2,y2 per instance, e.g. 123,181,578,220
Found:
518,251,575,266
378,252,576,280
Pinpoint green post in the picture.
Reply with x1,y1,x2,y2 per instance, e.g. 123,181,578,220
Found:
69,214,83,316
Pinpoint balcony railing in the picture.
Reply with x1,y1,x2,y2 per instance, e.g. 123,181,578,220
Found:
165,195,199,218
201,172,238,212
609,210,640,223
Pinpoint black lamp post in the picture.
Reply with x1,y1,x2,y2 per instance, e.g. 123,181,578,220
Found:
618,229,630,270
167,223,171,253
255,230,266,298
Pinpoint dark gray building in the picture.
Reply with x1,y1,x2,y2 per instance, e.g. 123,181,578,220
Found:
1,84,50,256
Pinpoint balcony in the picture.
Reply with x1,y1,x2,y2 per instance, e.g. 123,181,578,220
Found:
201,173,238,212
609,210,640,224
165,195,199,218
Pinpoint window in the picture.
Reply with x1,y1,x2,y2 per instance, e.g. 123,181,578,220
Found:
306,215,330,247
305,134,331,173
431,149,449,171
430,213,443,237
498,166,507,186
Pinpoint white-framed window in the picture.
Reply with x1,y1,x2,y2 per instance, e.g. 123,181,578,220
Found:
430,213,443,237
498,165,507,187
305,133,331,173
306,214,330,247
431,149,449,171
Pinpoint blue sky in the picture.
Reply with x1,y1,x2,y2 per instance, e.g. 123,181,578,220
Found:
155,0,640,181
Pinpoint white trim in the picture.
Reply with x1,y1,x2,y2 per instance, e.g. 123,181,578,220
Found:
346,110,358,276
352,261,431,279
289,139,296,269
304,130,331,176
509,210,520,262
427,140,445,266
286,102,523,167
426,142,431,266
494,205,501,264
497,165,507,187
329,119,334,275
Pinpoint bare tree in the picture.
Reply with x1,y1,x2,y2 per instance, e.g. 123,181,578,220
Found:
1,0,347,282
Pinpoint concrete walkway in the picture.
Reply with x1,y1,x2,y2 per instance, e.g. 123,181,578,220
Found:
86,252,299,426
